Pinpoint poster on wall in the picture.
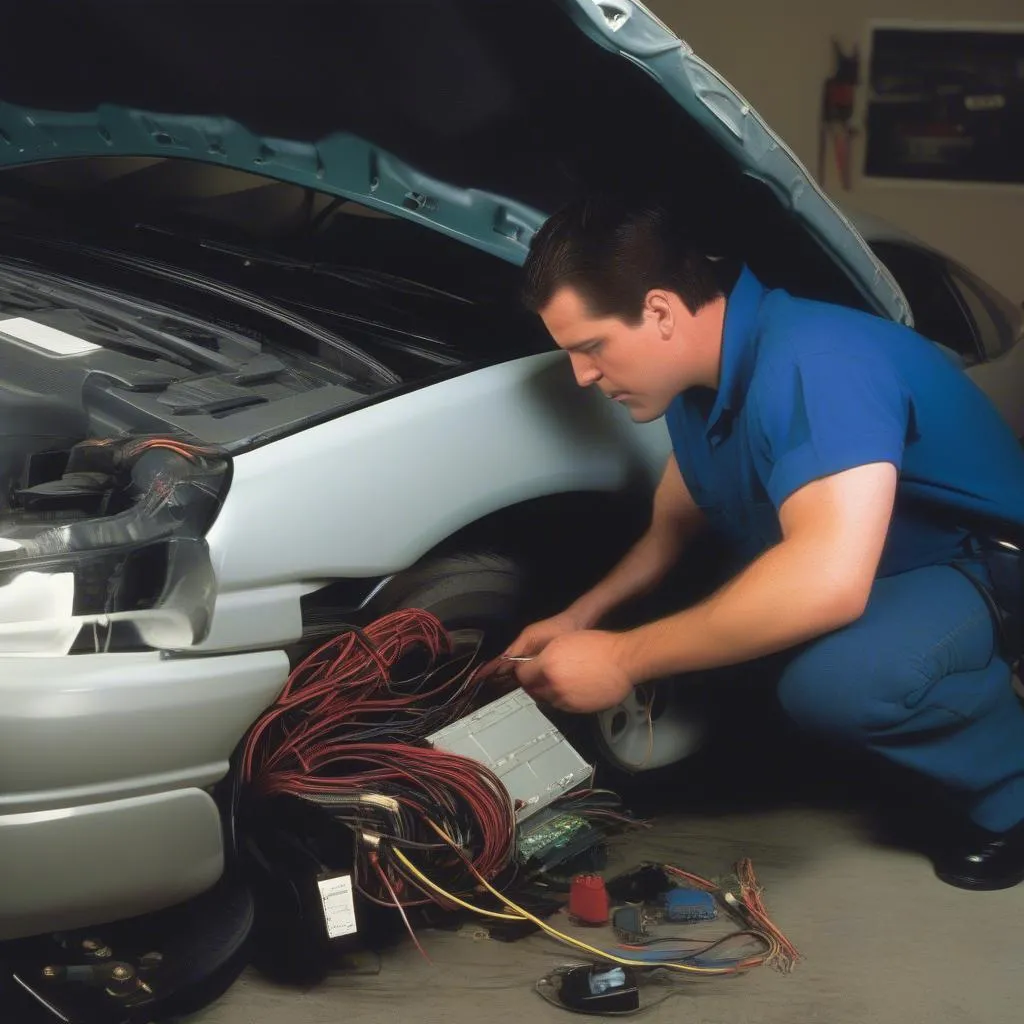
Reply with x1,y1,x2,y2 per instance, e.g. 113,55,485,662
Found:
863,22,1024,185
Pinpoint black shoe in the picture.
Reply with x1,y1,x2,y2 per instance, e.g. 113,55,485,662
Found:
933,817,1024,891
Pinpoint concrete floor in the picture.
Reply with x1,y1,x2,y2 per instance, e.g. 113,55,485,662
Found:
188,729,1024,1024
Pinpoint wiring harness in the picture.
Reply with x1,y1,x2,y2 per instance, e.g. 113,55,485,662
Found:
612,863,801,974
239,609,798,977
241,609,516,928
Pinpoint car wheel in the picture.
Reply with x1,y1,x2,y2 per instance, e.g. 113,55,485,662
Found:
370,549,531,658
588,678,709,776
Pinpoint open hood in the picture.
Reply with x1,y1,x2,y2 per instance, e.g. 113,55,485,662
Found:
0,0,909,324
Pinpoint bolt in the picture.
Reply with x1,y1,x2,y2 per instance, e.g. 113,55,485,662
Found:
41,966,60,979
110,965,134,982
140,951,164,969
82,938,112,959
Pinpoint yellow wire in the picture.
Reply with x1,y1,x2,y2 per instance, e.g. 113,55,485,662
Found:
461,861,734,976
391,848,524,921
392,838,737,977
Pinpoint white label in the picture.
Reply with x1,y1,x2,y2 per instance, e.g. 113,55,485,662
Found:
0,317,100,356
317,873,358,939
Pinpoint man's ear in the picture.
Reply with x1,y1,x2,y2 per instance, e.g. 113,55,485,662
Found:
644,290,675,338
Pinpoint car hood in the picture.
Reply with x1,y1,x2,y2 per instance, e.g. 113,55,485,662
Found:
0,0,909,324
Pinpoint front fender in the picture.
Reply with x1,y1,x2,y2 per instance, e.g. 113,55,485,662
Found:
199,354,669,650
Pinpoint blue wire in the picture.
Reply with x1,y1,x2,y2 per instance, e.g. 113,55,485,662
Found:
601,946,748,967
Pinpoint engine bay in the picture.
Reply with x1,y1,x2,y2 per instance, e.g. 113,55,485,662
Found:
0,261,381,456
0,432,228,654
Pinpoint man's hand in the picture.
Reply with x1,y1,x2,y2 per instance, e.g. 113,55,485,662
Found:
502,610,589,661
501,458,702,667
515,630,636,712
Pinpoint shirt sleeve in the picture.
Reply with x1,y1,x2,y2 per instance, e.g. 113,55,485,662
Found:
749,345,911,510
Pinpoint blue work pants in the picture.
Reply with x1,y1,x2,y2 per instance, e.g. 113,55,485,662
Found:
777,562,1024,831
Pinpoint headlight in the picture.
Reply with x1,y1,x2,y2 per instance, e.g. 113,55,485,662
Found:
0,435,229,654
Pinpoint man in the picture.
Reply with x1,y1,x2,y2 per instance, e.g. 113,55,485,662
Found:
503,193,1024,890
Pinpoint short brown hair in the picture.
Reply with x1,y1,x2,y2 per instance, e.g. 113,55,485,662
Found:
522,193,738,324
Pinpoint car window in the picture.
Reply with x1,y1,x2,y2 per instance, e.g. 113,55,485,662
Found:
947,263,1021,361
868,240,983,365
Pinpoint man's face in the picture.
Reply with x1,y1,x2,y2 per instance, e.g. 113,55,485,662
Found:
538,285,690,422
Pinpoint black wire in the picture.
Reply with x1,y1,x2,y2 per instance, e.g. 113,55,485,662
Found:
621,930,772,961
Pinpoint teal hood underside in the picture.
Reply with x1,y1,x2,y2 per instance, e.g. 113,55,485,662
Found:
0,0,910,325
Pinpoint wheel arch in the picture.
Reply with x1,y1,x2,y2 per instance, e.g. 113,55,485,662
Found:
306,485,652,632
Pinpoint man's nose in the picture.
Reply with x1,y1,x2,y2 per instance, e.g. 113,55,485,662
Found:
569,353,601,387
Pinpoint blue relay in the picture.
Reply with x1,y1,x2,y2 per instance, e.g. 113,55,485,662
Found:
662,888,717,922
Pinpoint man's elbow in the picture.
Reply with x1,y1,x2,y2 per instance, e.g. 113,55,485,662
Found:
820,576,872,631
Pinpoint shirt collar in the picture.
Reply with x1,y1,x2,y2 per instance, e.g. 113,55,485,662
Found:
704,264,766,440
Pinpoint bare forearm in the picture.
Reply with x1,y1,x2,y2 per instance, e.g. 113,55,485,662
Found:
616,537,866,681
567,526,691,628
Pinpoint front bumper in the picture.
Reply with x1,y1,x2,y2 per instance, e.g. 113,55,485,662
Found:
0,648,288,941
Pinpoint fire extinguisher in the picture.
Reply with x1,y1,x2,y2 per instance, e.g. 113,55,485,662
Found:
819,40,859,190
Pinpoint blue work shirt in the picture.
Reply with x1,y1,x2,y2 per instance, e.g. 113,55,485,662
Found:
666,266,1024,577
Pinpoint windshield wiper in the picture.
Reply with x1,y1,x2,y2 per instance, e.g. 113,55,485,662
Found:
133,223,474,305
0,231,402,388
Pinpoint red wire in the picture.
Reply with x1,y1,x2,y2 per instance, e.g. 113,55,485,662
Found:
665,861,799,970
372,854,432,963
736,858,800,967
240,609,516,905
663,865,718,892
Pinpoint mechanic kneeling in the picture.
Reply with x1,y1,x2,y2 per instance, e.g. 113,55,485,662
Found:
502,194,1024,891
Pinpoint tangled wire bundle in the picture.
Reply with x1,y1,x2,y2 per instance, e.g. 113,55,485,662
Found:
240,609,516,909
238,609,799,975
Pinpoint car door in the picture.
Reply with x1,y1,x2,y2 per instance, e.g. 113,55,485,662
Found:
869,239,1024,438
945,261,1024,440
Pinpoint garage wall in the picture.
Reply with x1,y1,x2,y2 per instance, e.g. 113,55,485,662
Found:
648,0,1024,305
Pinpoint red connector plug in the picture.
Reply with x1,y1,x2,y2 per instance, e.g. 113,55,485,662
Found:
568,874,610,925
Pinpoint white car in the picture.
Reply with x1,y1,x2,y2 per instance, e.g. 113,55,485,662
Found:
0,0,1020,942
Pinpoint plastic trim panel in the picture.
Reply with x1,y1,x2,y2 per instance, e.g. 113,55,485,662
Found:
0,788,224,941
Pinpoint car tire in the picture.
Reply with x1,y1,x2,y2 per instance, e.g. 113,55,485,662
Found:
369,549,532,659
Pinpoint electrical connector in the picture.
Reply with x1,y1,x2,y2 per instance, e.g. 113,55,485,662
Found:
568,874,610,925
662,888,717,923
611,904,649,942
358,793,400,813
